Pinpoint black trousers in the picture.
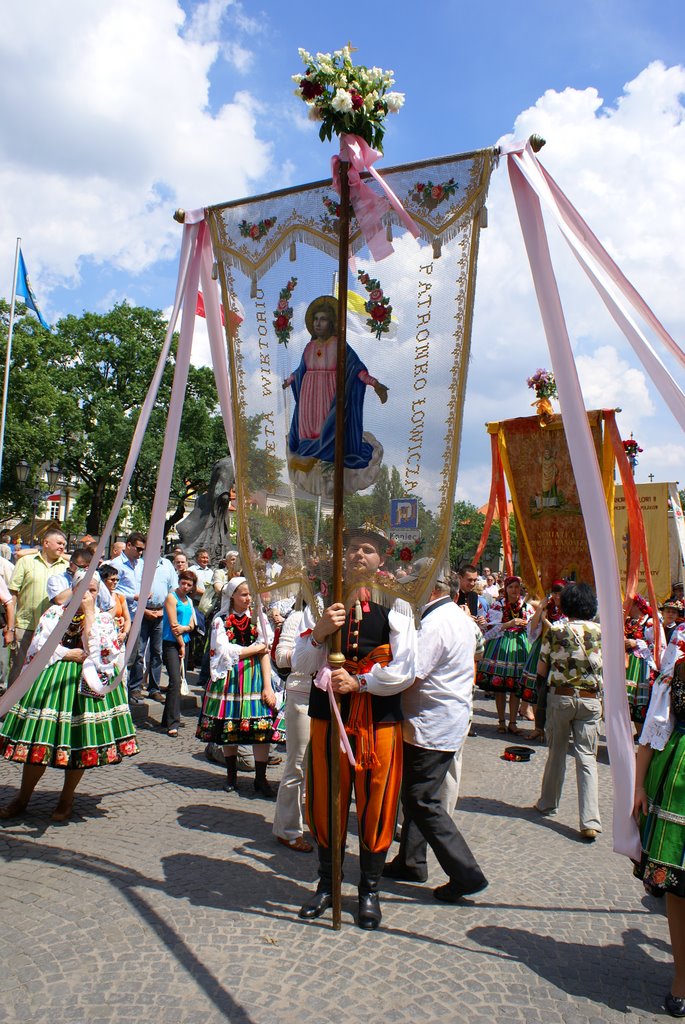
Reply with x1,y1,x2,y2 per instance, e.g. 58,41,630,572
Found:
161,640,186,731
397,741,486,890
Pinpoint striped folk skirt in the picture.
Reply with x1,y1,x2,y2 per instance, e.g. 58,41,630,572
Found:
0,659,138,770
635,722,685,896
626,653,654,724
517,635,543,703
196,655,280,745
477,630,531,694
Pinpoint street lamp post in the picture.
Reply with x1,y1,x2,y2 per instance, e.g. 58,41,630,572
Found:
16,460,61,543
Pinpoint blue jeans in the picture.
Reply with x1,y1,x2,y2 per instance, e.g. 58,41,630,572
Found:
128,613,164,694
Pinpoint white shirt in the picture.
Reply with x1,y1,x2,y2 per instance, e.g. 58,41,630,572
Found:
402,596,478,751
190,564,214,595
275,610,311,694
293,598,416,697
0,555,13,586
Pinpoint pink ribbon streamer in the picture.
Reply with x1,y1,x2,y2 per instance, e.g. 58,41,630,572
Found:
506,151,641,861
0,213,206,719
332,134,420,261
506,143,685,432
313,665,357,767
127,221,206,659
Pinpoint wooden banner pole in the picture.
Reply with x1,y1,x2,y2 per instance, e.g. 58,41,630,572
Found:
328,159,351,931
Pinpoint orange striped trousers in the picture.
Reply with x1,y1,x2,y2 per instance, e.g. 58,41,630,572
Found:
305,718,403,853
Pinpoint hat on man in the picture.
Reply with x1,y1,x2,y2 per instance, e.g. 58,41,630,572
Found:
342,522,392,554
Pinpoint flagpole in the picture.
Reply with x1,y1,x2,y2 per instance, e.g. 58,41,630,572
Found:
327,160,351,932
0,238,21,490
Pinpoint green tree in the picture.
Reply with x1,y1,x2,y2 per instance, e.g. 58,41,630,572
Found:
0,301,238,537
0,301,69,518
449,499,502,570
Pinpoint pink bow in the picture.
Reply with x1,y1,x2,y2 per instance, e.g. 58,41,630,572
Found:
332,133,420,261
313,665,357,766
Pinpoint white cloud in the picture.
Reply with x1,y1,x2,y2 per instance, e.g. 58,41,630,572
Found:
575,345,655,417
0,0,271,291
459,60,685,503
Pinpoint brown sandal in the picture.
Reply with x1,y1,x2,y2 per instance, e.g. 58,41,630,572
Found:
497,721,507,733
507,723,520,736
277,835,313,853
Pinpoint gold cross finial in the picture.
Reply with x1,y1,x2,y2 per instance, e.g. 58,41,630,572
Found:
346,41,357,54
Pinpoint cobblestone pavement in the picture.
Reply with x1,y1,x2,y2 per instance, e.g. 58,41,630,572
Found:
0,686,673,1024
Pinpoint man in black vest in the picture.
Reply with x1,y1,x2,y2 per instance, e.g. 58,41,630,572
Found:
292,524,416,930
455,564,487,631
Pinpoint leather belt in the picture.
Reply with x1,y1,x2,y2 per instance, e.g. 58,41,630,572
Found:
146,603,163,610
550,686,600,698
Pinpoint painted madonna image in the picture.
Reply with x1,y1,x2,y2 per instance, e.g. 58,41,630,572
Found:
282,295,388,497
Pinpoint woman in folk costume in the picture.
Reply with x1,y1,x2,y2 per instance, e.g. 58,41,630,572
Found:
0,573,136,822
293,524,416,931
625,593,658,737
477,575,533,735
634,621,685,1017
518,580,566,736
196,576,278,798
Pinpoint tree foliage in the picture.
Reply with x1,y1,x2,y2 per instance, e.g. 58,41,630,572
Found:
0,301,233,536
449,499,502,570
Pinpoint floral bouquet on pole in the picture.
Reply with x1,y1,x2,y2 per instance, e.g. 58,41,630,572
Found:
623,435,643,473
292,46,418,262
527,368,558,423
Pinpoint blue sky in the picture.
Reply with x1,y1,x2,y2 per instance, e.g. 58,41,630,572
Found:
1,0,684,500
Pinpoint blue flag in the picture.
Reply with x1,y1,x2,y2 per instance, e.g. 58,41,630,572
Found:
16,249,49,329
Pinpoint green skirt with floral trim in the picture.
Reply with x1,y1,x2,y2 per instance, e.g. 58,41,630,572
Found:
0,659,139,770
634,722,685,895
196,655,278,745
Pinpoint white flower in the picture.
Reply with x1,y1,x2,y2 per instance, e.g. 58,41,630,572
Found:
331,88,353,113
385,91,405,113
364,91,378,112
291,74,303,84
298,48,313,63
316,52,332,63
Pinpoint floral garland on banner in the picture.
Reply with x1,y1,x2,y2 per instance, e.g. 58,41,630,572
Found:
293,47,404,152
357,270,392,339
410,177,459,210
239,216,277,241
322,195,341,218
527,368,558,422
273,277,297,346
388,536,424,563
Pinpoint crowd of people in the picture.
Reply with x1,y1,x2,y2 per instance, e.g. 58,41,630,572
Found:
1,525,685,1013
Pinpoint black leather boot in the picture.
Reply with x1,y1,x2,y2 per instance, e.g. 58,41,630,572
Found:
223,755,237,793
254,761,275,799
358,849,386,930
298,845,336,920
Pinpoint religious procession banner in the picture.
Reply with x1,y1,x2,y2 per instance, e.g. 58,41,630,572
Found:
485,411,614,595
205,148,494,607
614,482,672,604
